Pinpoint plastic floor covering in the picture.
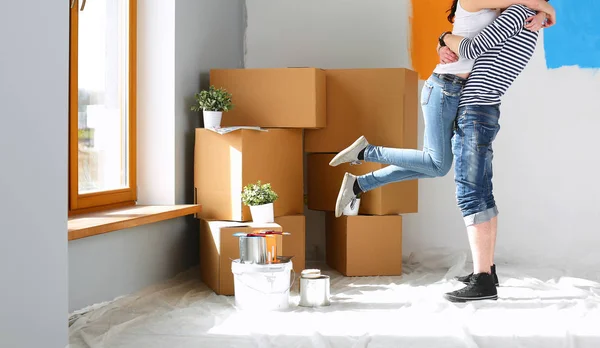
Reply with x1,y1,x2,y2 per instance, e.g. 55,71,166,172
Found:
69,251,600,348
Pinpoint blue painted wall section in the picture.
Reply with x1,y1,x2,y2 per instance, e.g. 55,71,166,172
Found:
544,0,600,69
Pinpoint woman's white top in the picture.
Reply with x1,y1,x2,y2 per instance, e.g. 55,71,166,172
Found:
433,1,500,75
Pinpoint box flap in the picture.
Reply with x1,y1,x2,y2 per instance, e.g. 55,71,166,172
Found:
208,126,266,135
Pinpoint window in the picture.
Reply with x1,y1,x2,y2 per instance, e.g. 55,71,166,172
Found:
69,0,137,215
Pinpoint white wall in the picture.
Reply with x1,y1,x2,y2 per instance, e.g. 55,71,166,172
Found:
137,0,176,205
69,0,246,312
245,0,600,269
137,0,246,206
0,1,69,347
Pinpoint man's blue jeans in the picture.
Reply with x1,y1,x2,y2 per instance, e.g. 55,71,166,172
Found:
357,73,465,192
452,105,501,226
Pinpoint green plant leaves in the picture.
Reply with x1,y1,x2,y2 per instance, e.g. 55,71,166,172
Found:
191,85,234,112
241,180,278,206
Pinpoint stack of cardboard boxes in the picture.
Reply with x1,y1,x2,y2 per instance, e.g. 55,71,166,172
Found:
195,67,419,295
306,68,419,277
194,68,324,295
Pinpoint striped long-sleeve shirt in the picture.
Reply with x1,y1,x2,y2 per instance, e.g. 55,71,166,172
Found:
457,5,539,107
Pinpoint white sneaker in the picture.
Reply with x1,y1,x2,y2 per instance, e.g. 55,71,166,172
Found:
335,173,358,218
329,136,369,167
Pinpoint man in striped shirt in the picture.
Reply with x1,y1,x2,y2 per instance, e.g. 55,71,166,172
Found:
438,4,553,302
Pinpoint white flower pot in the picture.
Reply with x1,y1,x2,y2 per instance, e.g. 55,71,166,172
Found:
203,110,222,129
343,198,361,216
249,203,275,223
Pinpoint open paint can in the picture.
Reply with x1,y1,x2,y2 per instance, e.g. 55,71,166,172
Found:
299,270,330,307
239,236,267,264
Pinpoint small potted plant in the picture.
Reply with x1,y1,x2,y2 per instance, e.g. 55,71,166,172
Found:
343,192,361,216
191,85,234,129
241,181,278,223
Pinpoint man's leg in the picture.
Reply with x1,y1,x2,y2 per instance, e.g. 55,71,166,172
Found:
456,215,499,286
467,216,497,274
467,221,493,274
490,216,498,266
445,105,500,302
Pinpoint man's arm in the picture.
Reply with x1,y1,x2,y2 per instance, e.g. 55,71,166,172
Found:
442,5,531,60
461,0,553,15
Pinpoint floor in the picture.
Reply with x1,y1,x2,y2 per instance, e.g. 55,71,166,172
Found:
69,251,600,348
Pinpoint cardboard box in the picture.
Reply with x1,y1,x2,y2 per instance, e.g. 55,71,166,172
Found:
194,128,303,221
326,214,402,277
200,220,283,295
210,68,326,128
304,68,418,153
307,153,418,215
275,215,306,274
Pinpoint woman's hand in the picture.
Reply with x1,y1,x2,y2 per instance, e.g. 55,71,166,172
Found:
525,12,547,31
534,0,556,28
438,46,459,64
543,9,556,28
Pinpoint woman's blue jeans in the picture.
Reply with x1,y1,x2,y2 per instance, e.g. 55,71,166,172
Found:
357,73,466,192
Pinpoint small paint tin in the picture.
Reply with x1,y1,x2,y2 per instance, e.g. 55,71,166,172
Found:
299,273,330,307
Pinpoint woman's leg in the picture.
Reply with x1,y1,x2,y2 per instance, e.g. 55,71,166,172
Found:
357,75,463,191
334,169,431,217
333,75,463,216
357,164,434,193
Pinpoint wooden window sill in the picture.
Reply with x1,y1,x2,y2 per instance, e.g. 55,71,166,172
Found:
68,204,202,241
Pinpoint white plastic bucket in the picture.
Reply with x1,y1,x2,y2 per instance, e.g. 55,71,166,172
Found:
203,110,222,129
231,259,294,311
249,202,274,223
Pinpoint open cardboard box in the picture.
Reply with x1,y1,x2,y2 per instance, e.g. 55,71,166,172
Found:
194,128,303,221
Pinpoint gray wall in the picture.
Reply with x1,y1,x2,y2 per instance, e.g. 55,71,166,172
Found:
69,218,194,312
175,0,246,205
69,0,246,312
244,0,410,69
0,1,69,347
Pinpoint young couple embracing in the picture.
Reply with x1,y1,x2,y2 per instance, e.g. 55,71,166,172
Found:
330,0,556,303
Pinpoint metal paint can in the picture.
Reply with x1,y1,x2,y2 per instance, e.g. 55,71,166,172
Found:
239,236,267,264
299,275,330,307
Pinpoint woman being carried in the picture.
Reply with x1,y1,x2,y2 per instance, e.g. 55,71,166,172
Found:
330,0,555,218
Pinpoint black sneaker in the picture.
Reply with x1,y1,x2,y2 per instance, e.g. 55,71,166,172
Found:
456,264,499,287
444,272,498,303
